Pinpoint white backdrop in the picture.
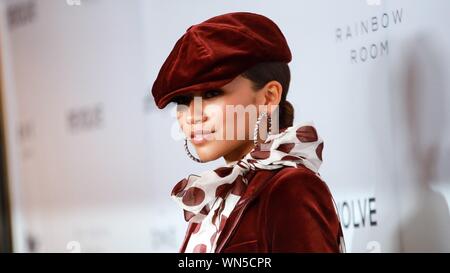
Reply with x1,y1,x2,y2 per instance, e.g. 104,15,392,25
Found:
0,0,449,252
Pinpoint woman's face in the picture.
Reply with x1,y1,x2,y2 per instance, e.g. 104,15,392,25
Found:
175,75,273,163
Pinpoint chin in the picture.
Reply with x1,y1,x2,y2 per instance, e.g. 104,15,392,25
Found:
194,144,226,162
196,152,222,162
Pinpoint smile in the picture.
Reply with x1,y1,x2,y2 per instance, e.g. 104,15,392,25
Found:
190,130,215,145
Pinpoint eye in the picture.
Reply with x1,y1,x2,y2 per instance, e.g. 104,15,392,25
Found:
172,95,192,106
203,89,223,99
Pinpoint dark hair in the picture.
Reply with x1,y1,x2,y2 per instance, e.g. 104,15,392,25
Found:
241,62,294,129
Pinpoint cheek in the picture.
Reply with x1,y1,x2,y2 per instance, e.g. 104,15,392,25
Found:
203,103,225,135
222,95,256,139
229,89,256,105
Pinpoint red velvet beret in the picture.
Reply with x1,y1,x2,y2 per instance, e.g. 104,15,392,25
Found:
151,12,292,109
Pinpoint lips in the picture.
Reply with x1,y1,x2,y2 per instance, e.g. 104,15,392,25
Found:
190,129,215,145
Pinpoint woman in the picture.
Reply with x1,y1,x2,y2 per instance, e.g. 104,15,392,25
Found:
151,12,345,253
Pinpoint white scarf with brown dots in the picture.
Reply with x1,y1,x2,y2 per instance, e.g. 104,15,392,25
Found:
171,122,325,253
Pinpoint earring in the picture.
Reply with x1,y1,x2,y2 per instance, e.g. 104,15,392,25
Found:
184,137,203,163
254,112,272,146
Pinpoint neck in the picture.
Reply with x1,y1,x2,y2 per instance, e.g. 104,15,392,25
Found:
223,141,255,165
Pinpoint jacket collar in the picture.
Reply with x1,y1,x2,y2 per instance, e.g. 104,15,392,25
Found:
179,169,279,253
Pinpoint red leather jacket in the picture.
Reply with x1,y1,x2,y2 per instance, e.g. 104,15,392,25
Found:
179,165,343,253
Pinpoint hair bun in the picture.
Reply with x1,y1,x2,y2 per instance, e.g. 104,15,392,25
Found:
279,100,294,129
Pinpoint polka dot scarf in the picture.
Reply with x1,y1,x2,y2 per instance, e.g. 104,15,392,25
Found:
171,122,325,253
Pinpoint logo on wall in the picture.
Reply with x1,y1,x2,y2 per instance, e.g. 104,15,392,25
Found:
67,103,104,133
18,121,34,142
335,8,403,64
366,0,381,6
336,197,377,229
18,120,35,160
66,0,82,6
6,0,36,30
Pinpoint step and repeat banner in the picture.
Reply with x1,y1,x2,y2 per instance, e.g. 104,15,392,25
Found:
0,0,449,252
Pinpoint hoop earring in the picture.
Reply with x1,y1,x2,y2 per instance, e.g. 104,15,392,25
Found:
184,137,203,163
254,112,272,146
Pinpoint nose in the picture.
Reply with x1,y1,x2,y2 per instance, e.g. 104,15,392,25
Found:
186,114,206,124
186,97,207,125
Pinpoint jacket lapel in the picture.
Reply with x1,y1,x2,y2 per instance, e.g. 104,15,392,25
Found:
214,169,279,252
178,169,279,253
179,221,196,253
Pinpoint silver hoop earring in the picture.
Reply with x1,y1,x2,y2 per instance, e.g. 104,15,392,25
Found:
184,137,203,163
254,112,272,146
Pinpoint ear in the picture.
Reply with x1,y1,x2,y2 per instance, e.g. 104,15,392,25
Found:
263,81,283,114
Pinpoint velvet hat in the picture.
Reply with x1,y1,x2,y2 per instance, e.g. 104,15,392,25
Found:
151,12,292,109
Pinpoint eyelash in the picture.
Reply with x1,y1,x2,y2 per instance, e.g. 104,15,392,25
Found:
203,89,223,99
173,89,223,105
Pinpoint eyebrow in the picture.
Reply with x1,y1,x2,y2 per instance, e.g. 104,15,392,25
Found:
205,88,225,93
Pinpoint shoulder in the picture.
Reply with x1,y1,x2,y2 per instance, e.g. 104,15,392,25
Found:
264,166,333,202
256,166,338,223
256,166,342,252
